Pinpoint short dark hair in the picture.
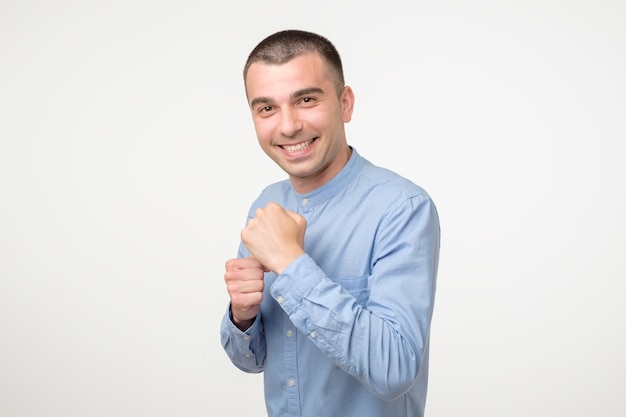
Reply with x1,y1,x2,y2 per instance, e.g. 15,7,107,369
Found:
243,29,345,94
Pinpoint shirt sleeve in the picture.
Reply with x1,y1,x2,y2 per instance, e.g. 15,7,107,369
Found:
220,305,266,373
220,224,269,374
270,194,440,400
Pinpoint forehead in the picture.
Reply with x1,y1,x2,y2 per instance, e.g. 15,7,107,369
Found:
245,53,335,98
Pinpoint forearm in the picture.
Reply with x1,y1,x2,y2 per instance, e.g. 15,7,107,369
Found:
271,254,436,400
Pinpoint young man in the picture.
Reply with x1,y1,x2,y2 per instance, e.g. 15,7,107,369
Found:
221,29,440,417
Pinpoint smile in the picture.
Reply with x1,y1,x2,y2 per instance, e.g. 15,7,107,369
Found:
281,138,315,153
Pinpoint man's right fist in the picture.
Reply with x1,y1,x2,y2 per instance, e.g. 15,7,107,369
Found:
224,257,268,330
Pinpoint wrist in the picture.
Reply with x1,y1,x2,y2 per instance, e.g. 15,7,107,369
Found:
275,250,304,275
230,308,256,331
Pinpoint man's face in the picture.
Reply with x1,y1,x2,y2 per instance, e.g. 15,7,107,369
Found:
245,52,354,194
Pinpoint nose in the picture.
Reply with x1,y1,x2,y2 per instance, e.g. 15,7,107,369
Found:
279,107,303,137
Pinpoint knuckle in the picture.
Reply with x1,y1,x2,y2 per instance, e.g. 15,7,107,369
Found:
225,258,235,270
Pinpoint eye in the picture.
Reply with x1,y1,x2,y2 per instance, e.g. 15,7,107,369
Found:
299,96,317,106
256,105,274,116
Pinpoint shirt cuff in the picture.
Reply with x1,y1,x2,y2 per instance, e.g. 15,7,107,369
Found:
270,253,324,316
224,304,262,337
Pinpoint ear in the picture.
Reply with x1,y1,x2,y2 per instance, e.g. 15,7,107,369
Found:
340,86,355,123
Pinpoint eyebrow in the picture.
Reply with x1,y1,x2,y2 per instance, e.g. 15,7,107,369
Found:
249,87,325,109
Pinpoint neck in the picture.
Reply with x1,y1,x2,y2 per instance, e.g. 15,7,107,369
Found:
290,146,352,194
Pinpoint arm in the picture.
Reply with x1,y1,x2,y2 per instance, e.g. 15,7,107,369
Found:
220,254,268,373
220,307,266,373
270,195,440,399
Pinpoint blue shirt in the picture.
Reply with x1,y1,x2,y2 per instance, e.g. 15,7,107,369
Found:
221,148,440,417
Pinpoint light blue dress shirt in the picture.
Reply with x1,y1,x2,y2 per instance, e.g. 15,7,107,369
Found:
221,148,440,417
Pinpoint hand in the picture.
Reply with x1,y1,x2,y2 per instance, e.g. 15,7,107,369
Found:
224,257,268,330
241,202,306,274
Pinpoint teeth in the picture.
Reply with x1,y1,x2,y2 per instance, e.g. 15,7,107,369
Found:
283,139,313,153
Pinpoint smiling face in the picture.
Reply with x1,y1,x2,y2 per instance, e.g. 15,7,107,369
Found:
245,52,354,194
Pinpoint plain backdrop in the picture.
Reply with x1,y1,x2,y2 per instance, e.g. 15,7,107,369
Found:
1,1,625,416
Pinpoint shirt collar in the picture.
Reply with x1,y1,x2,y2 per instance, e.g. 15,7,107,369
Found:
292,146,364,206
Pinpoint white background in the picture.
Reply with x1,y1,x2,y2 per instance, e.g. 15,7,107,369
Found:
1,1,625,416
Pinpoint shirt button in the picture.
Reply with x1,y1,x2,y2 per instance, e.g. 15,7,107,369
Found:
244,353,251,358
302,198,309,206
310,331,317,339
276,295,284,304
242,335,250,341
288,378,296,387
286,330,294,337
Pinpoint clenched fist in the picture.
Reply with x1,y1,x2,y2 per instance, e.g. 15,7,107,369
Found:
224,257,268,330
241,202,306,274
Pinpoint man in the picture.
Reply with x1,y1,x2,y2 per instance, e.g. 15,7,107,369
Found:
220,29,440,417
